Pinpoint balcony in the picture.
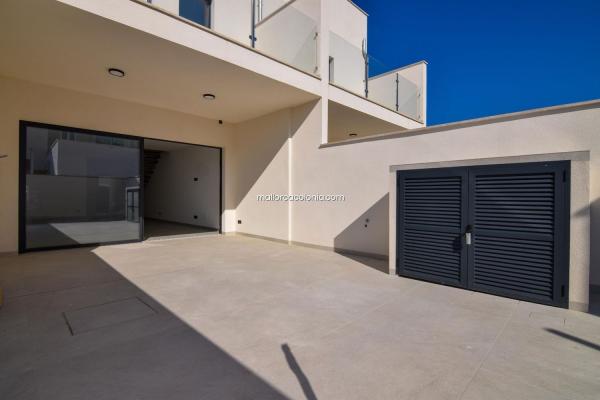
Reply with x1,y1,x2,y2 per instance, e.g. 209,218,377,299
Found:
122,1,425,125
146,0,425,124
148,0,320,76
329,30,426,123
1,0,424,135
0,0,324,125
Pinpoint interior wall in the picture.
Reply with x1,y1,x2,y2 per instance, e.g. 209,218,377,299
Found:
145,146,221,229
0,76,236,252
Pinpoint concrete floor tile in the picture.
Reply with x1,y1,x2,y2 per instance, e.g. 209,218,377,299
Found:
0,371,38,400
461,367,567,400
15,325,287,400
64,297,156,335
1,235,599,399
258,330,483,400
481,320,600,400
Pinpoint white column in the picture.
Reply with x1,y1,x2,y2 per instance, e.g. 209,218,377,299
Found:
319,0,329,145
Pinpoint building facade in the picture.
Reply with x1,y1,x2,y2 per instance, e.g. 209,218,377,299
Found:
0,0,599,311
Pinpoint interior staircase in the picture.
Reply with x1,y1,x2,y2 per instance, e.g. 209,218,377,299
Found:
144,150,162,186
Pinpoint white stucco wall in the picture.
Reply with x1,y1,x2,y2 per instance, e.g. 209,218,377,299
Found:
1,75,598,309
291,103,600,289
232,108,292,241
223,98,600,297
327,0,367,49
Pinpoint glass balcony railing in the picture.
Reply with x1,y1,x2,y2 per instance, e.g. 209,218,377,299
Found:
328,31,424,122
328,31,366,95
369,68,423,122
144,0,423,120
254,0,320,75
147,0,320,76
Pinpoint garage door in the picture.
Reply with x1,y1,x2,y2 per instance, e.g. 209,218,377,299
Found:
396,161,570,307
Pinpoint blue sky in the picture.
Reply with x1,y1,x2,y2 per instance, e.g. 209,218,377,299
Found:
352,0,600,125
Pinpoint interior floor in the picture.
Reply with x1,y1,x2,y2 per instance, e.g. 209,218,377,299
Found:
142,138,221,242
143,218,217,241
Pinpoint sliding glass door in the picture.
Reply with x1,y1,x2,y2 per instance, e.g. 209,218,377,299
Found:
19,122,143,252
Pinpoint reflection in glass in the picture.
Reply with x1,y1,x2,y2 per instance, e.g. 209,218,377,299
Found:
23,125,141,250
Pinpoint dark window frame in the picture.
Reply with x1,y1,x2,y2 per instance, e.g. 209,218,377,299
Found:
19,120,223,253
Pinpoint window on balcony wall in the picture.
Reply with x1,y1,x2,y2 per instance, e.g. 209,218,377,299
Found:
147,0,212,28
180,0,212,28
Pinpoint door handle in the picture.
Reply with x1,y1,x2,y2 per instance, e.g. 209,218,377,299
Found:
465,225,473,246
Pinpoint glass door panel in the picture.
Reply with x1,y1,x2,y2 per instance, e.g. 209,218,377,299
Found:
21,123,142,251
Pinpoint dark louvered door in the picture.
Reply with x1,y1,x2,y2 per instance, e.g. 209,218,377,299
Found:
397,161,569,307
468,162,569,307
396,168,469,288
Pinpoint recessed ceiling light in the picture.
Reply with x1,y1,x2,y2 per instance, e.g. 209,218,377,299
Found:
203,93,216,101
108,68,125,78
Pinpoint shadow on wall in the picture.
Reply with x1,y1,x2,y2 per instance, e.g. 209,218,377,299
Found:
588,198,600,286
574,197,599,301
233,101,318,209
333,194,389,273
0,250,288,399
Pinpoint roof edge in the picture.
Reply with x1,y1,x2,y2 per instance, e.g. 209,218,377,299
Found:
346,0,368,17
369,60,428,80
320,99,600,148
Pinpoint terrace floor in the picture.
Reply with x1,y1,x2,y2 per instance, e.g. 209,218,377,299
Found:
0,235,599,399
